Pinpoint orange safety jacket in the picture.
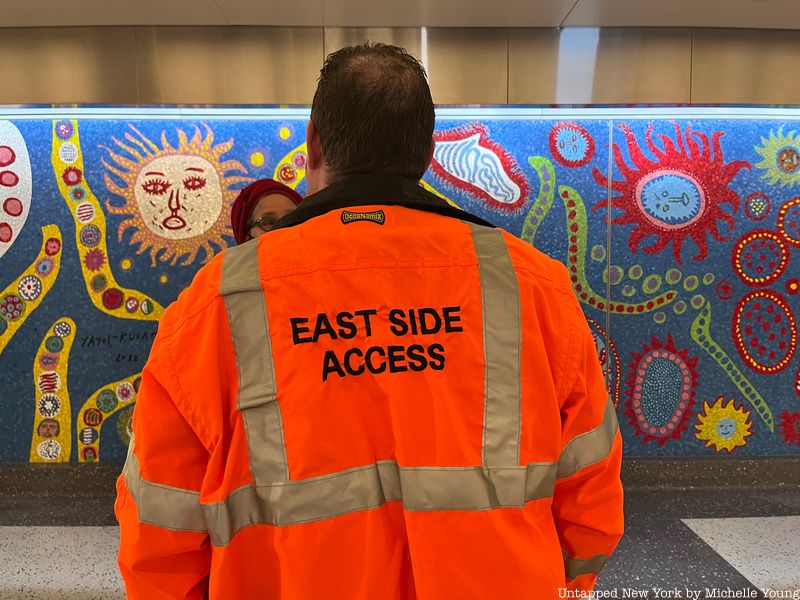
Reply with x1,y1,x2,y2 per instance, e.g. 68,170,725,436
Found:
116,173,623,599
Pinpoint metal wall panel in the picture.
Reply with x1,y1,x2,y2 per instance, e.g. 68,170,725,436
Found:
0,27,138,104
324,28,422,58
692,28,800,104
321,0,574,27
508,28,565,104
3,26,800,105
565,0,800,29
0,0,226,27
509,28,691,104
591,28,691,104
218,0,323,26
425,28,508,104
5,0,800,29
135,27,323,104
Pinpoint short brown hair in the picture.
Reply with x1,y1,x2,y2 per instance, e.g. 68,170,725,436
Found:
310,43,435,182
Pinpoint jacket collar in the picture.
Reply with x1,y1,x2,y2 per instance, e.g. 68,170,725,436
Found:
271,173,495,231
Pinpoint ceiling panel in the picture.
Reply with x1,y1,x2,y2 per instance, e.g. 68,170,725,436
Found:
322,0,576,27
1,0,227,26
565,0,800,28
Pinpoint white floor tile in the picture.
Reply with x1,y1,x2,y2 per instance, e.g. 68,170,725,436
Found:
0,526,124,600
683,516,800,593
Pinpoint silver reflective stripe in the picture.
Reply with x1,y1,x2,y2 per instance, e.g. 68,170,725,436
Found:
558,397,619,479
221,242,289,483
468,223,522,468
203,462,557,546
562,549,610,580
123,437,207,533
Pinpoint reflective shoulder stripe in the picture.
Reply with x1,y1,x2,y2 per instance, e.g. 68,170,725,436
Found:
203,462,557,546
467,223,522,468
558,397,619,479
221,243,289,483
562,549,610,580
123,437,207,533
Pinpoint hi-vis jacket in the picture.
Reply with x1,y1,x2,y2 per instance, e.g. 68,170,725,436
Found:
116,173,624,599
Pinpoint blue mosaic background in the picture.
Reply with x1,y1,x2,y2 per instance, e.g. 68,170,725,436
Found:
1,109,799,463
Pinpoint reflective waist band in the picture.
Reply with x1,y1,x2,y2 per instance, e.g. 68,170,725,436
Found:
203,461,558,546
125,395,619,546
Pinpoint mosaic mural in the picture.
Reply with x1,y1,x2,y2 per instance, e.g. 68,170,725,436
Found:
1,109,799,463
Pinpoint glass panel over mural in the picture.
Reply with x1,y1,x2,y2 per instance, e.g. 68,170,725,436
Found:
0,107,798,462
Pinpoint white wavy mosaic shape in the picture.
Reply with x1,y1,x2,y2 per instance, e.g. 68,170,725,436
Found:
433,133,521,205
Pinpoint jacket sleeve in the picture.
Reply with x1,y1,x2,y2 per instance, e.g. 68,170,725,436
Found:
115,328,212,600
551,308,624,592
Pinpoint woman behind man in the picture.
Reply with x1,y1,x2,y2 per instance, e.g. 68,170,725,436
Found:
230,178,302,244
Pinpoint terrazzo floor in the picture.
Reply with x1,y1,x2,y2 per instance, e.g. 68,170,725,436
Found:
0,489,798,599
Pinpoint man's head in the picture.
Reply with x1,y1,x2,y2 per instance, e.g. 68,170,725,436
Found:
306,43,435,194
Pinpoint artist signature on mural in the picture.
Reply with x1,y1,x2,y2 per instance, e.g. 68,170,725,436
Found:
79,330,157,348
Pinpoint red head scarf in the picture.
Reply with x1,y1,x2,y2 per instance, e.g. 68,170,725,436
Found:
230,179,303,245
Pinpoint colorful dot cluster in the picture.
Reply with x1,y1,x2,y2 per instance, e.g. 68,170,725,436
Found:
731,229,789,287
732,289,797,375
274,144,308,188
0,227,61,345
626,334,697,446
52,120,163,321
777,197,800,247
587,317,621,409
31,319,75,463
77,375,140,463
0,143,22,244
0,121,34,259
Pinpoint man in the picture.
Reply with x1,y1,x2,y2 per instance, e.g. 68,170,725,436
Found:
116,43,623,599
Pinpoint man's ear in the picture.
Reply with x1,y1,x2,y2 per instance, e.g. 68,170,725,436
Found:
425,137,435,171
306,120,323,169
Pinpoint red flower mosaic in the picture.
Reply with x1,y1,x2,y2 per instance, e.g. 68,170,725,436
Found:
779,411,800,448
83,248,106,272
62,167,83,187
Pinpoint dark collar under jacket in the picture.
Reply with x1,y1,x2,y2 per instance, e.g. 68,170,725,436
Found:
271,173,495,231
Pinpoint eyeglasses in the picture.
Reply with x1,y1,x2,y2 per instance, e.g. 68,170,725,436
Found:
248,214,281,235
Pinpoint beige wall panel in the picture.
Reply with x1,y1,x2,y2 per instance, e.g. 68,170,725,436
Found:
323,0,575,27
2,0,226,26
566,0,800,29
217,0,323,26
0,28,138,104
692,29,800,104
426,29,508,104
136,27,323,104
324,28,422,58
591,28,691,103
507,29,560,104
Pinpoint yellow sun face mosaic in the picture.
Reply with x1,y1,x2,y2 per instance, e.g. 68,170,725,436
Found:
103,124,252,266
695,397,753,453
